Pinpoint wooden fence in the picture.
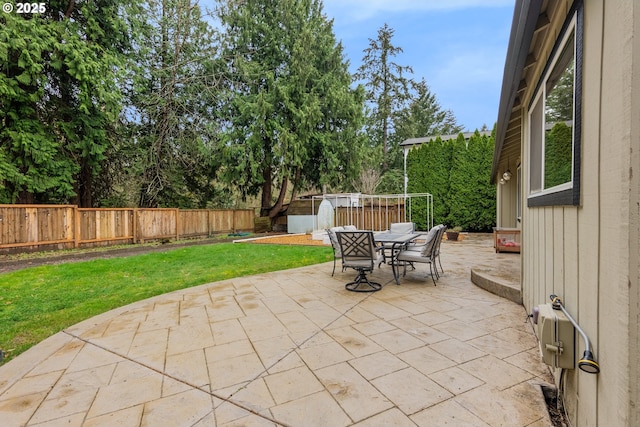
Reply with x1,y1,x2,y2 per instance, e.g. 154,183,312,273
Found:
0,205,255,253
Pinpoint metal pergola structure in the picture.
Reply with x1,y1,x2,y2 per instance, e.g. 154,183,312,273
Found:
312,193,433,232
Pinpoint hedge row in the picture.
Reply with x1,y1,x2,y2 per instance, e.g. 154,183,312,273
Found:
407,131,496,232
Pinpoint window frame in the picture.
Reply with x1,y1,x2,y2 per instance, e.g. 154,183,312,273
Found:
527,1,583,207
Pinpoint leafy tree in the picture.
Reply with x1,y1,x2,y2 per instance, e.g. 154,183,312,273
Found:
377,168,404,194
355,23,413,172
545,59,574,123
215,0,365,218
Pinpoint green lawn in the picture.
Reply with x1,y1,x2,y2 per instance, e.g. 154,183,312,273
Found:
0,243,332,364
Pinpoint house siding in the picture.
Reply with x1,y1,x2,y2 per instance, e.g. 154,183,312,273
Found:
497,177,519,227
629,0,640,424
517,1,639,426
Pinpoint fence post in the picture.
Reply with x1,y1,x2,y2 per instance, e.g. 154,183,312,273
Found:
133,208,139,244
175,208,179,240
74,205,80,248
232,209,237,233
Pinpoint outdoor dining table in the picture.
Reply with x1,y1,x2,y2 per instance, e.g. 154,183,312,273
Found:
374,232,420,285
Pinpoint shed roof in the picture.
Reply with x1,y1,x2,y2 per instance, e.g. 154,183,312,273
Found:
400,131,492,148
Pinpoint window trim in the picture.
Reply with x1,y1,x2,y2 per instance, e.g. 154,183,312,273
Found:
527,0,583,207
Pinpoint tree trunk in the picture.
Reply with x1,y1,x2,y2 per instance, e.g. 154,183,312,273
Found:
16,190,34,204
260,164,272,217
78,163,93,207
289,167,301,204
382,116,389,171
268,175,289,219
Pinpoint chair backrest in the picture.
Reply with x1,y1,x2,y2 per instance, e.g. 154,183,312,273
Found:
433,225,447,256
326,227,342,257
389,222,415,234
417,225,442,257
336,231,377,268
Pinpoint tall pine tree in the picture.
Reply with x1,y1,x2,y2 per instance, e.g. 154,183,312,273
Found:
355,23,412,172
215,0,365,218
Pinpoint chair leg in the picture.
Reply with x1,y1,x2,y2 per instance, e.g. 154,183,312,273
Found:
345,269,381,292
429,263,437,286
332,258,336,276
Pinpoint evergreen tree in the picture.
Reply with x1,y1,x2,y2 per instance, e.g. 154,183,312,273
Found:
394,78,463,141
544,122,572,188
215,0,365,218
407,136,452,228
1,2,136,206
355,23,412,172
407,132,496,232
121,0,220,208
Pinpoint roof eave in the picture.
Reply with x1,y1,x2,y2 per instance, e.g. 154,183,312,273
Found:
491,0,544,184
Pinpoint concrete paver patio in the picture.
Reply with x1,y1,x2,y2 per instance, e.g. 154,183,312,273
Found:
0,234,553,426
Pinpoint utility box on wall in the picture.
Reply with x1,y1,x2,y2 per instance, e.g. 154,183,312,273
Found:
537,304,575,369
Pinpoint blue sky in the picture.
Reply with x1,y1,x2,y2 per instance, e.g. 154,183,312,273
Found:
321,0,515,132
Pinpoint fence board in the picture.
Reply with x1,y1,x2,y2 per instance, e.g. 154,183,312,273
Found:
180,210,210,237
137,208,178,242
233,210,254,231
211,210,232,232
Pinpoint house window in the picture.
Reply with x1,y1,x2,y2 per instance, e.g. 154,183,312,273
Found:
528,3,582,207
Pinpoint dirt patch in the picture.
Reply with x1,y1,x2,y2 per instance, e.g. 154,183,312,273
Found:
241,234,328,246
541,384,570,427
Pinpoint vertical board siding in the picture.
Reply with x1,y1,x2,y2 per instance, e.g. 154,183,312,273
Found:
519,1,639,426
0,205,255,252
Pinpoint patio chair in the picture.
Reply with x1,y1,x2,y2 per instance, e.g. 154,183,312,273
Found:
389,222,415,234
381,222,416,264
336,231,383,292
326,228,342,276
396,224,442,285
433,225,447,276
405,224,447,279
327,225,358,276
